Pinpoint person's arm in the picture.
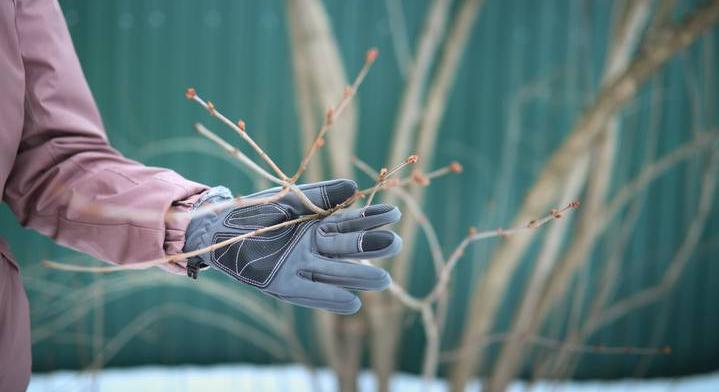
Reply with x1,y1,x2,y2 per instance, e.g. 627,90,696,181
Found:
3,0,207,272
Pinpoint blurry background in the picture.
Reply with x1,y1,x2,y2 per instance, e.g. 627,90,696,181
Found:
2,0,719,390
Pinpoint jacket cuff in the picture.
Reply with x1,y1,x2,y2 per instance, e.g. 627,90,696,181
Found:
159,190,206,275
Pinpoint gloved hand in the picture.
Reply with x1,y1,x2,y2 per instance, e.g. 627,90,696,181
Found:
183,179,402,314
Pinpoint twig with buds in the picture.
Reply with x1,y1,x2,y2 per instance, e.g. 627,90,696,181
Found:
187,88,289,181
186,49,381,216
292,48,378,183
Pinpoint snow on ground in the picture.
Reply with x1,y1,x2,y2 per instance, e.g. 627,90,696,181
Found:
28,365,719,392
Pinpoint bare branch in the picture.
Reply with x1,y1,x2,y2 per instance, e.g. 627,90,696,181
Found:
194,123,284,185
187,89,289,180
454,3,719,386
291,48,378,183
588,149,719,332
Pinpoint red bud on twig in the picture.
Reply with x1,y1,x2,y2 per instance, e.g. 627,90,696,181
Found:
365,48,379,64
450,161,463,173
412,169,430,186
325,106,335,126
185,88,196,99
385,178,399,188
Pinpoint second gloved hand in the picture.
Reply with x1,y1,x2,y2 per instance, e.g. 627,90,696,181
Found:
183,179,402,315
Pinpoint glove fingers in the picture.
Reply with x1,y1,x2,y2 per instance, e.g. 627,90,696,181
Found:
305,259,391,291
272,277,361,315
316,230,402,259
319,204,401,233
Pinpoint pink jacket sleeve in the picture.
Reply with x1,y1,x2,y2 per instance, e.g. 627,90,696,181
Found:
3,0,208,270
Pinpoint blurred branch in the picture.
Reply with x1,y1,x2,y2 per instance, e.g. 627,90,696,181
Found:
532,131,719,346
452,2,719,388
384,0,413,77
536,78,664,379
386,0,452,169
378,1,486,388
32,272,284,344
487,2,653,388
587,148,719,333
287,0,359,180
440,332,670,363
354,158,578,382
486,157,589,390
86,303,289,370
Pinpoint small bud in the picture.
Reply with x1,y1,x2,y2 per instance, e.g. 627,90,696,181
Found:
468,227,478,236
449,161,463,173
528,220,538,229
569,201,581,209
379,168,388,178
317,137,325,147
185,88,196,99
207,101,216,116
365,48,379,64
237,119,246,131
325,106,335,126
412,169,430,186
406,155,419,164
551,209,562,219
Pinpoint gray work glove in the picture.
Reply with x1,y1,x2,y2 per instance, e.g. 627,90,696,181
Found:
183,179,402,315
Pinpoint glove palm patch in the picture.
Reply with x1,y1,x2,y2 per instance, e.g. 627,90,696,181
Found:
211,203,307,288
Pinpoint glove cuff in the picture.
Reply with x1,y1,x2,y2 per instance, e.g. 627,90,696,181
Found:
192,186,234,210
183,186,234,279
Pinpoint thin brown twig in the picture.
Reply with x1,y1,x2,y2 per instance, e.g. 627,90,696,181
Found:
291,49,378,183
365,155,418,206
354,156,449,272
187,89,289,181
194,123,283,185
424,201,581,304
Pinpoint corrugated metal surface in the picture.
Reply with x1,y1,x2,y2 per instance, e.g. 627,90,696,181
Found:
1,0,717,379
